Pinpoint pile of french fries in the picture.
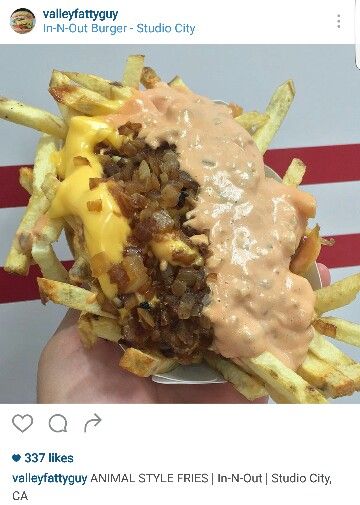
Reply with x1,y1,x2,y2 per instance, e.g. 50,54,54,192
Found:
2,54,360,403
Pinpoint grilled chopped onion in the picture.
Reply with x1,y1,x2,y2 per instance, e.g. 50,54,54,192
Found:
90,252,112,277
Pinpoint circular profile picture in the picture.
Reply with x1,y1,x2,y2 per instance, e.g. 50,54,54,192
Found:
10,8,35,34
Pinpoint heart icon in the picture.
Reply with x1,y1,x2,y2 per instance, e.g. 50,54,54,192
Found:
12,454,21,462
12,414,33,433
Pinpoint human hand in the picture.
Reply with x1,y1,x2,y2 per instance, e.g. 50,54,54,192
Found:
37,264,330,404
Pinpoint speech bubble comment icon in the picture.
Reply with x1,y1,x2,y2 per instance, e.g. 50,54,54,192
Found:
12,414,33,433
48,414,68,433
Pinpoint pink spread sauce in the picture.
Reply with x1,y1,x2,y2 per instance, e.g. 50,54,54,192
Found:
108,83,316,370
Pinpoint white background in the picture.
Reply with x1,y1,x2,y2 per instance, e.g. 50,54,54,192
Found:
0,45,359,403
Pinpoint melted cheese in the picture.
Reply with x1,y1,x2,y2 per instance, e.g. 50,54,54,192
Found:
48,116,131,299
151,233,203,267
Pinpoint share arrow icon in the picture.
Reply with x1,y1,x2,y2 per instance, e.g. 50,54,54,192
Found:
84,413,102,433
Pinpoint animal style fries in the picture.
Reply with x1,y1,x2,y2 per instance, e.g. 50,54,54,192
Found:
2,54,360,403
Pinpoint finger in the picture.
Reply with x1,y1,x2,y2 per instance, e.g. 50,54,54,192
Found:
317,263,331,287
38,331,156,403
54,309,80,334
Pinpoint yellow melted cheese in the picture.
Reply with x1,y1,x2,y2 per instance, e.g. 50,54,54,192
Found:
151,233,203,267
48,116,131,299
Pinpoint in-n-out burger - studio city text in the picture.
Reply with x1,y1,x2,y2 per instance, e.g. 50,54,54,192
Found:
43,22,196,36
41,9,196,36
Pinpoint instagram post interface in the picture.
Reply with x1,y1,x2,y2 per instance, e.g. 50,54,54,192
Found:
0,2,359,503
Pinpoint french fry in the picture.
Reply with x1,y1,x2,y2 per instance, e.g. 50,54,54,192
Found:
310,331,353,366
312,317,337,338
205,352,267,401
69,256,91,284
168,76,189,90
335,364,360,389
37,277,117,318
64,223,76,259
79,312,121,343
4,135,58,275
320,236,335,246
4,249,29,277
77,312,122,348
19,167,33,195
315,273,360,314
32,216,64,245
32,242,69,282
290,224,321,275
31,136,60,192
240,352,327,403
305,227,334,247
31,223,65,280
235,111,269,134
48,70,78,126
49,85,122,116
64,216,89,261
313,316,360,348
30,150,65,282
62,71,132,101
57,103,78,125
283,158,306,186
253,80,295,154
49,70,77,125
49,71,125,116
122,54,145,89
266,385,290,404
41,173,60,202
0,96,66,139
119,347,177,377
309,332,360,388
49,68,68,88
297,352,354,398
141,66,161,89
77,312,99,349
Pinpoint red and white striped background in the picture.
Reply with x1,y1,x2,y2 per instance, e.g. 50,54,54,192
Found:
1,143,360,302
0,144,359,403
